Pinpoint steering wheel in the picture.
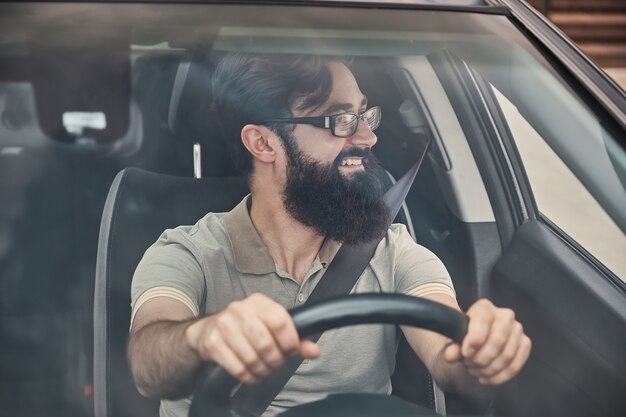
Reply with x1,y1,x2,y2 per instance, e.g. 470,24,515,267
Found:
188,293,468,417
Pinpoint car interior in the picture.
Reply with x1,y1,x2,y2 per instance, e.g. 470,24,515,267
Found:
0,39,497,417
92,49,489,417
1,3,626,417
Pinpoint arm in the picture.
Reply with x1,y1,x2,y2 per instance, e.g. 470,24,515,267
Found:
128,293,320,400
401,294,531,394
128,297,202,399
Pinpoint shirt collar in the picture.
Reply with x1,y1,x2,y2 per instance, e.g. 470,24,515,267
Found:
224,195,275,274
319,238,341,267
224,195,342,275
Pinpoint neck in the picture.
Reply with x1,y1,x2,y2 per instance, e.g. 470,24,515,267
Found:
249,190,324,284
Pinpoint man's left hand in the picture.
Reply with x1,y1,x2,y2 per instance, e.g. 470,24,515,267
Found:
443,299,532,385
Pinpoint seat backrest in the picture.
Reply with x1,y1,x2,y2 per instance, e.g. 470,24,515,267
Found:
93,167,249,417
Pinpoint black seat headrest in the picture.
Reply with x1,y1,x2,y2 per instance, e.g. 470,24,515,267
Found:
167,58,240,177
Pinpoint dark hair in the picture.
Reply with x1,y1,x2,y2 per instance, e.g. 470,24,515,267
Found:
211,53,340,175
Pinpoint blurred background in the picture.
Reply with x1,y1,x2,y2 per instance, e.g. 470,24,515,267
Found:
528,0,626,89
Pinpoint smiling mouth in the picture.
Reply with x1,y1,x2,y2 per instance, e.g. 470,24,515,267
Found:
340,157,364,167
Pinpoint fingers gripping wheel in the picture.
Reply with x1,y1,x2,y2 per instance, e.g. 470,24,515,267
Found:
188,293,468,417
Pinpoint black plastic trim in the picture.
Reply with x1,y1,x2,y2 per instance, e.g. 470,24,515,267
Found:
464,221,502,299
539,214,626,293
93,169,127,417
492,232,626,417
480,90,541,222
465,66,533,224
470,73,539,221
493,220,626,373
1,0,512,15
428,50,519,246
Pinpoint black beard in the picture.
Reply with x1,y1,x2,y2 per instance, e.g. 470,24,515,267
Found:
282,141,390,245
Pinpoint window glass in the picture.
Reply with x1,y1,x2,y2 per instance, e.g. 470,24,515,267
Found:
2,2,626,415
494,88,626,280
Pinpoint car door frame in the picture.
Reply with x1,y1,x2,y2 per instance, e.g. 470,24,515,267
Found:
429,33,626,417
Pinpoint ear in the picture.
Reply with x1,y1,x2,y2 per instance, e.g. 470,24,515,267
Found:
241,124,277,164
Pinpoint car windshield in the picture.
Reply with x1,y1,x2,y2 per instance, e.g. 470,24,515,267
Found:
1,2,625,417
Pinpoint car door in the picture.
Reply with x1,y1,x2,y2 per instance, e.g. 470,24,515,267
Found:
488,80,626,417
430,47,626,417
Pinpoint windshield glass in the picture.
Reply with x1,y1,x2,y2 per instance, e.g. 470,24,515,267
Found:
1,2,625,417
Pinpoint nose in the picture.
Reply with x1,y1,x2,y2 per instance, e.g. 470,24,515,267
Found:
348,118,377,148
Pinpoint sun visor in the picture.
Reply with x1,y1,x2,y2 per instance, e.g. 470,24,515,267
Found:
30,45,130,144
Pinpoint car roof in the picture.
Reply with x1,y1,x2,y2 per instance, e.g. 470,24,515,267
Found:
33,0,496,8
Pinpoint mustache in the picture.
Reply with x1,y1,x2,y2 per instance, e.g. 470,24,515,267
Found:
333,147,374,167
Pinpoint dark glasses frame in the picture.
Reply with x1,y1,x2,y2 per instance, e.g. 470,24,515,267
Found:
261,106,382,138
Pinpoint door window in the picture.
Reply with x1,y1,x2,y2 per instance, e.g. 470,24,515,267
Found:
494,87,626,280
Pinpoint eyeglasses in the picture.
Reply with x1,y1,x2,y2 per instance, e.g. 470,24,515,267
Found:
262,106,382,138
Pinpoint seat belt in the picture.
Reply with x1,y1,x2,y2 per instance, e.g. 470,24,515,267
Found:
233,138,432,415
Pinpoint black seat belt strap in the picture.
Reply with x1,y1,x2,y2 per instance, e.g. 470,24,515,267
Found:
233,138,432,415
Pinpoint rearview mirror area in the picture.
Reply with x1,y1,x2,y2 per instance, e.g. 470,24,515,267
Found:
31,45,131,145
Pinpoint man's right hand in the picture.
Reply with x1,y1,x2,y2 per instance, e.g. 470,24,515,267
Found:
184,293,320,383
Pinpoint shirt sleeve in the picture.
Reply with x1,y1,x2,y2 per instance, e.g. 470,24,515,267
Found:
130,226,206,328
390,224,456,299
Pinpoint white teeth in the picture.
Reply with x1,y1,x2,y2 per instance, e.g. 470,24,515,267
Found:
341,158,363,166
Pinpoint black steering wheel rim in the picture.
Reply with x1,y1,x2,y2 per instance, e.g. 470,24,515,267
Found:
188,293,468,417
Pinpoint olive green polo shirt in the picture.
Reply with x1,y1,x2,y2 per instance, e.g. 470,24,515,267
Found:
131,195,455,417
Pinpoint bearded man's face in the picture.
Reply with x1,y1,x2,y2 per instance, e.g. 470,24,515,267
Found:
281,136,390,245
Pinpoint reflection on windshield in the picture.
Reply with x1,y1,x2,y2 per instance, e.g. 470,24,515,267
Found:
1,3,624,417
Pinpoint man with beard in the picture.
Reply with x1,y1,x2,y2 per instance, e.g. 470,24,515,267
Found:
127,54,531,417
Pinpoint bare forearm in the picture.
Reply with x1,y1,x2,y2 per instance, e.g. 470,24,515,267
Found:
128,319,205,399
430,349,481,394
406,295,530,399
128,293,321,400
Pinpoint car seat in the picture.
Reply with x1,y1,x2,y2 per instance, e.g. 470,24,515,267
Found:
93,168,249,417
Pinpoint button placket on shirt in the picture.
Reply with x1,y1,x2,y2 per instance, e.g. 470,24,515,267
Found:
293,257,326,306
